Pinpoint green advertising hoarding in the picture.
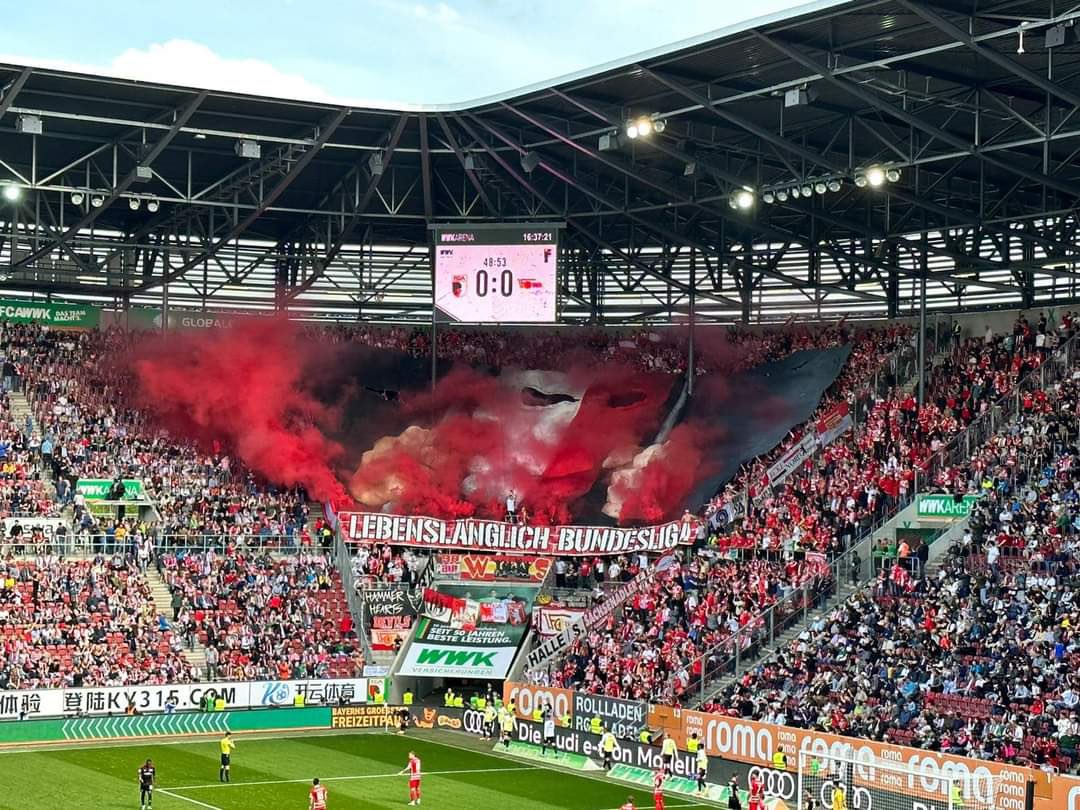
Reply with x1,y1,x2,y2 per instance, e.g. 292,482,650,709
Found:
399,583,539,679
0,299,99,328
0,707,331,746
916,494,979,520
76,478,148,501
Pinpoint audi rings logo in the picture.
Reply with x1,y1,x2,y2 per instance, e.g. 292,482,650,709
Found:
747,767,796,800
463,709,486,737
821,780,872,810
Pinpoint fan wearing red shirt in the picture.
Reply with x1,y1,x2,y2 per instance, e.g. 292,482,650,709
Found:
308,778,328,810
401,752,422,806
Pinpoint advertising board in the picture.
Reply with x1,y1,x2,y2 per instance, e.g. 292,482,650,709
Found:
0,679,385,721
398,584,539,679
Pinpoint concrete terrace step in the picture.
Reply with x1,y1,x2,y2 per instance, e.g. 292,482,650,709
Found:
9,390,59,504
144,566,208,676
306,501,326,535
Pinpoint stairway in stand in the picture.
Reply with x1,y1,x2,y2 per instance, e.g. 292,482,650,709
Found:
144,565,208,679
8,390,60,507
315,570,359,679
306,501,326,537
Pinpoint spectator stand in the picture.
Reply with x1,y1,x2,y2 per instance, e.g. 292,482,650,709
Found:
682,330,1080,709
701,352,1080,771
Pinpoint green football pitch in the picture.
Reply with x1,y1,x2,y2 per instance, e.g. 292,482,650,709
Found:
0,730,715,809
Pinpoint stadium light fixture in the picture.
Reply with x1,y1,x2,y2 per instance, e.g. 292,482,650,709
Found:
730,189,754,210
800,184,813,198
790,186,801,199
762,190,775,204
854,174,869,188
866,166,886,187
520,151,541,173
70,191,84,206
90,194,104,208
886,168,901,183
128,197,141,211
147,198,160,213
653,118,666,133
1,185,21,202
775,189,789,202
625,115,656,139
814,181,827,195
827,179,842,192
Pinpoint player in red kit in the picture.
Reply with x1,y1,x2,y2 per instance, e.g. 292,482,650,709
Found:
400,751,422,806
309,778,328,810
748,771,765,810
653,768,666,810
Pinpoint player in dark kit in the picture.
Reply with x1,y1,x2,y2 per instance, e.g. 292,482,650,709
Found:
138,758,156,809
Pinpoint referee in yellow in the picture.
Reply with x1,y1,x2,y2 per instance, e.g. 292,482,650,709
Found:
219,731,236,782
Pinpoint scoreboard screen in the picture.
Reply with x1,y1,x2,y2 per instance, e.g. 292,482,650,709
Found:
433,224,559,323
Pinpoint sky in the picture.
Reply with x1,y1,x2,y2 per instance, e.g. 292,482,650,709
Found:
0,0,818,108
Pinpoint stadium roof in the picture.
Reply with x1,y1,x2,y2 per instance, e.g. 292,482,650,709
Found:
0,0,1079,325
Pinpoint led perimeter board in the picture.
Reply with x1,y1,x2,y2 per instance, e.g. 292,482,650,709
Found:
432,224,560,323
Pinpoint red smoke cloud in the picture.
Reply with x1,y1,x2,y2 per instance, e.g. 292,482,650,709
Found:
130,317,349,502
125,318,751,525
348,363,678,524
608,423,715,523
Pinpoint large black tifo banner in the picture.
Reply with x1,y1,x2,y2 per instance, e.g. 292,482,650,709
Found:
685,344,853,508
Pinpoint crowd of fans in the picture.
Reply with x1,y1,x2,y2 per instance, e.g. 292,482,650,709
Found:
0,555,193,689
161,549,361,681
703,314,1074,563
0,386,60,522
707,354,1080,772
537,552,832,703
2,310,1078,781
532,314,1079,714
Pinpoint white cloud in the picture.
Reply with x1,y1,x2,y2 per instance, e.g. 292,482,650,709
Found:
110,40,335,101
0,39,409,109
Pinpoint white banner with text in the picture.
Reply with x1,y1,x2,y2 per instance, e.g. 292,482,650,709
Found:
340,512,696,557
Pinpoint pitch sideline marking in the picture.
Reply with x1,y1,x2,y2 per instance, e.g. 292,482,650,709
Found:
168,765,535,790
158,788,224,810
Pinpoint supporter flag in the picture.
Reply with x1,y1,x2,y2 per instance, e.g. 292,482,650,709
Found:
654,552,677,578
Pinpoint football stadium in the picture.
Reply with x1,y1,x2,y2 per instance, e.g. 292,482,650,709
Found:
1,0,1080,808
